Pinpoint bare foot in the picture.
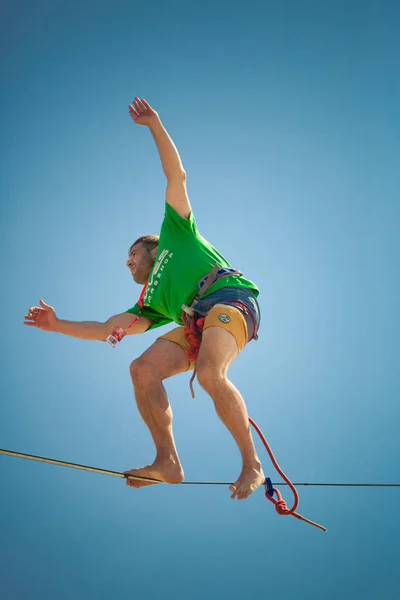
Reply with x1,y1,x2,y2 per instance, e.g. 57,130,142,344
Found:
124,458,184,489
229,463,265,500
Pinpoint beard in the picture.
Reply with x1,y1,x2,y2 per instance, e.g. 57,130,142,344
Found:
132,256,155,284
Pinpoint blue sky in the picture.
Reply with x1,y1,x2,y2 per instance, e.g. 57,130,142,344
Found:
1,0,399,598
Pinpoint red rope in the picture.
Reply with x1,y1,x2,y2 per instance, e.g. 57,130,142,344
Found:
249,417,327,532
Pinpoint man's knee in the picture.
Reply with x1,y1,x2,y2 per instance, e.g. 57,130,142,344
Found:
129,357,156,386
196,363,226,394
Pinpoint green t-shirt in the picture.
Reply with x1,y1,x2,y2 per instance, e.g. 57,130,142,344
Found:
126,203,259,330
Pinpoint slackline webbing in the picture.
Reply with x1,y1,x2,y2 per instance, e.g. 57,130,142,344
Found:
1,449,399,487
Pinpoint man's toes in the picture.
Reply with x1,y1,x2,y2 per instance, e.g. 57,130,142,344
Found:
229,484,238,500
127,479,139,488
235,486,247,501
124,471,138,488
230,483,253,501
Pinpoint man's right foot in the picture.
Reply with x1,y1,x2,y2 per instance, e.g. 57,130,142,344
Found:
124,458,184,489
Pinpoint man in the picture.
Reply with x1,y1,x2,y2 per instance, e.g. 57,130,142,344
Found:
24,98,264,500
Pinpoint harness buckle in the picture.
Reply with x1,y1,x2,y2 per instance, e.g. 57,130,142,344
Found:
182,304,195,318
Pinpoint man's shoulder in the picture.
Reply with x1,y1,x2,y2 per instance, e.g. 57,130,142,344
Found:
161,202,199,236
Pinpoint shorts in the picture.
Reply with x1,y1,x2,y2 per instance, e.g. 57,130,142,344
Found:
157,287,261,371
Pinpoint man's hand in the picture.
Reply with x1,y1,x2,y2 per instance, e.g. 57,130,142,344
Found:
24,299,59,332
129,97,159,127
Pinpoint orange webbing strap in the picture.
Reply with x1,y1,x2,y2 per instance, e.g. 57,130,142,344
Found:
249,417,327,532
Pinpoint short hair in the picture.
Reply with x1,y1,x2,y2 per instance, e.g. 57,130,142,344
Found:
129,235,159,255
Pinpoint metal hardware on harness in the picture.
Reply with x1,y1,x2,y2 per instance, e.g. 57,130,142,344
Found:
185,265,243,317
181,304,195,317
181,264,243,329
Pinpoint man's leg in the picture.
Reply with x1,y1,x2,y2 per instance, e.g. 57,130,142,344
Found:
196,326,265,500
125,338,190,489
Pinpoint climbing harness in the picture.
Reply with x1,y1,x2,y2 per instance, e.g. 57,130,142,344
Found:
181,264,259,398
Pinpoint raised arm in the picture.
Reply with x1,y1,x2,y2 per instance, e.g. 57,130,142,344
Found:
24,300,153,341
129,97,192,220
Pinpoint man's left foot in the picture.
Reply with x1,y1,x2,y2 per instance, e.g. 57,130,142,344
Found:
229,463,265,500
124,458,184,489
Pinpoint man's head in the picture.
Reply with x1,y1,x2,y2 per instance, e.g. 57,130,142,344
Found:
127,235,159,284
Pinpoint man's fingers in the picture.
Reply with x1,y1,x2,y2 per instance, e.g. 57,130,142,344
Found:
24,302,50,328
25,308,39,320
39,299,51,310
134,97,145,113
26,308,43,317
141,98,151,110
129,98,153,122
137,98,148,112
24,304,47,326
128,104,139,121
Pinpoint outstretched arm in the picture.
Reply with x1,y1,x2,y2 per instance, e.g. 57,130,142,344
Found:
24,300,153,341
129,97,192,220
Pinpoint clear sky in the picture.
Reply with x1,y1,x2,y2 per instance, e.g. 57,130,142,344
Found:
1,0,399,598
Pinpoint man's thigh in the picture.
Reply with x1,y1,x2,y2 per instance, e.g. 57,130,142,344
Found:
196,303,250,373
135,338,191,380
196,326,240,374
158,327,195,371
202,304,248,355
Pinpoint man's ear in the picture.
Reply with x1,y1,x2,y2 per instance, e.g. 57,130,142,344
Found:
151,246,159,260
